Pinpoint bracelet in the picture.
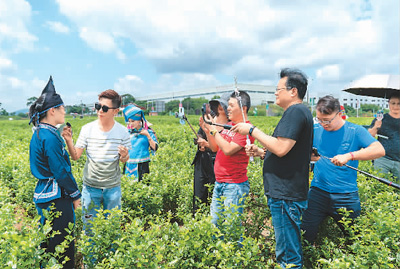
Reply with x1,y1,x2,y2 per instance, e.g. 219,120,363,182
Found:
349,152,355,161
249,125,256,136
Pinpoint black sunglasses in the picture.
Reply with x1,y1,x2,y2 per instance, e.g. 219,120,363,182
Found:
94,102,118,113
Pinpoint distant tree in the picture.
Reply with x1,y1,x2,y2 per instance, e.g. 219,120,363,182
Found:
65,105,82,114
135,100,148,110
344,105,356,117
165,100,180,113
360,104,381,113
121,94,136,107
26,96,38,107
211,95,220,99
0,108,8,116
182,97,208,114
0,103,8,116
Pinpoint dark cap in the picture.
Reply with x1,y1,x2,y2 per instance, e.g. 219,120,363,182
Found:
29,76,64,125
209,92,231,118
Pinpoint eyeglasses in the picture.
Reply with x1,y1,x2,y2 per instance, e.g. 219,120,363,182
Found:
94,102,118,112
275,87,292,93
316,111,339,125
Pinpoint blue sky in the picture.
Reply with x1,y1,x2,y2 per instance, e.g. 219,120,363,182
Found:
0,0,399,112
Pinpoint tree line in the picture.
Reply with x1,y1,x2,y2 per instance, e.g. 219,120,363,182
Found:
0,95,388,118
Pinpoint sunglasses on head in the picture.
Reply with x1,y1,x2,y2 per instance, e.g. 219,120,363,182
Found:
94,102,118,112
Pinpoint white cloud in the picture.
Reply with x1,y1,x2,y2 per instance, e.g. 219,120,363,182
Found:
0,58,14,71
114,75,144,95
79,27,126,60
1,0,399,111
44,21,70,34
0,0,37,53
54,0,398,91
115,73,221,99
316,65,341,81
0,75,44,111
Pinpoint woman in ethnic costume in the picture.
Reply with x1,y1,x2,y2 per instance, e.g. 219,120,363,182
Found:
122,104,158,181
29,76,81,268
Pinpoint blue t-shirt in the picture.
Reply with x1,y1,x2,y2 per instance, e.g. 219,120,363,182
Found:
312,121,377,193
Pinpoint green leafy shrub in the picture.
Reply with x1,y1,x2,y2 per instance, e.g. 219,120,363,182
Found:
1,116,399,268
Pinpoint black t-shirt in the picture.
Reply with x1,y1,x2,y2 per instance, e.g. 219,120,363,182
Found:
263,103,313,201
370,113,400,162
192,128,216,175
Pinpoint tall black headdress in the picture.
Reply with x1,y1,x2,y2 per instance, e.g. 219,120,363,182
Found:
29,76,64,125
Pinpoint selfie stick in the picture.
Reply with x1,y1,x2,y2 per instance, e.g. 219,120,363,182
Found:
313,148,400,190
234,77,253,161
182,114,199,137
202,114,232,130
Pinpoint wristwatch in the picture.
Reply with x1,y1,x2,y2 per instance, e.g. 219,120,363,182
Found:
249,125,256,136
210,130,217,136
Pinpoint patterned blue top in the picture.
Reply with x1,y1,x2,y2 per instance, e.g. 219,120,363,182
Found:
29,123,81,204
127,128,158,163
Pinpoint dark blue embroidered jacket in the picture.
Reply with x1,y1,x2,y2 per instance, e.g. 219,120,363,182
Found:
30,123,81,204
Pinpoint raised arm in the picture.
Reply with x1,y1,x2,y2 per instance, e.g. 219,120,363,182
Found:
368,119,382,137
210,129,243,156
62,126,84,160
231,123,296,157
200,116,242,155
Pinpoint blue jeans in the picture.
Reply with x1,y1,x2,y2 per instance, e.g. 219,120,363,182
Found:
301,187,361,244
210,181,249,227
82,184,121,232
267,196,307,269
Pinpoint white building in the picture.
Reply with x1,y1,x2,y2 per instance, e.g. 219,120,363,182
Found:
339,92,389,109
137,83,276,112
306,92,389,111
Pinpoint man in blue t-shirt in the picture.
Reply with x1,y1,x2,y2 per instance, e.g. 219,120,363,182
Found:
301,95,385,244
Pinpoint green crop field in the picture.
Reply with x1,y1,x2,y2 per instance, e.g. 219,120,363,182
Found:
0,116,399,268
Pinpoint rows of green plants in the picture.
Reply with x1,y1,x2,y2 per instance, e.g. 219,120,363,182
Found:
0,116,399,268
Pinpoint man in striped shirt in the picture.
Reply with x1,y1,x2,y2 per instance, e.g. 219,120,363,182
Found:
63,89,131,233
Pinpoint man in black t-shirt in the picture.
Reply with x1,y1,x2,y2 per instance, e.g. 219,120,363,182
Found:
368,92,400,182
232,68,313,268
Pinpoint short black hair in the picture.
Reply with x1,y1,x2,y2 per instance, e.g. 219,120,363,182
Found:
389,92,400,101
230,90,251,113
280,68,308,99
316,95,340,114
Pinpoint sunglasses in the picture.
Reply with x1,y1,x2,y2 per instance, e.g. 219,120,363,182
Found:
94,102,118,113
